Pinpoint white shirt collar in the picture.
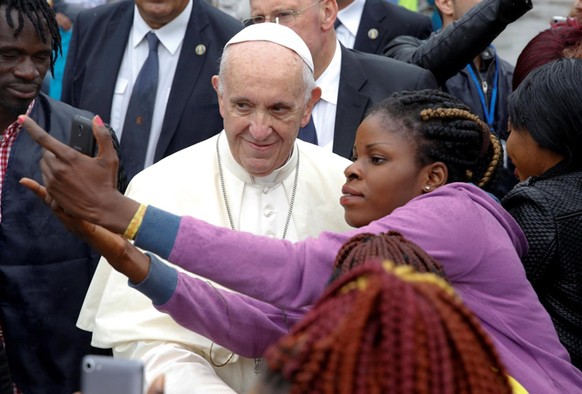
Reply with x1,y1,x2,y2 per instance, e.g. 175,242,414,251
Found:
337,0,365,38
219,131,299,186
131,0,192,55
316,40,342,106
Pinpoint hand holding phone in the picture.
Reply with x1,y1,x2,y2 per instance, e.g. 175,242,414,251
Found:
68,115,96,156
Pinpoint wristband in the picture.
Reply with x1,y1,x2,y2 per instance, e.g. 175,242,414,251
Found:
123,203,148,240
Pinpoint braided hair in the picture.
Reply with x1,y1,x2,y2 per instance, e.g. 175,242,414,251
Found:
329,231,446,284
261,262,513,394
369,90,503,192
1,0,61,74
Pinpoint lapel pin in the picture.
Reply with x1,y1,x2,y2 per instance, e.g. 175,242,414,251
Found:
195,44,207,55
368,29,379,40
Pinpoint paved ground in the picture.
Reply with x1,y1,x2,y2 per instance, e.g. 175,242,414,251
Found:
493,0,573,65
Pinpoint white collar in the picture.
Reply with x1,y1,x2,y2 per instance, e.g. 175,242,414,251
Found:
337,0,366,38
219,131,299,186
316,41,342,106
131,0,192,55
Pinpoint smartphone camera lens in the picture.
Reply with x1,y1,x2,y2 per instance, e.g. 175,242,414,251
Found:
83,358,96,373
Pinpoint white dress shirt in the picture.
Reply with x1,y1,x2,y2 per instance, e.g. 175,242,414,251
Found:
336,0,366,49
110,0,191,168
312,41,342,151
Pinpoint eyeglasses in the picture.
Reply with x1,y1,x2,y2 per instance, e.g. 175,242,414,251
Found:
243,0,324,27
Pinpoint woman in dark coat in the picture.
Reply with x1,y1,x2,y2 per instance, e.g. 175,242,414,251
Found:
502,58,582,370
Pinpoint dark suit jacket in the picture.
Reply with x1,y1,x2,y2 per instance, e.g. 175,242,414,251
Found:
0,94,112,394
332,45,437,158
61,0,242,163
353,0,432,55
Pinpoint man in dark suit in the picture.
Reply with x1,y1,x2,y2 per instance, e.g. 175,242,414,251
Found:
246,0,437,159
61,0,242,178
336,0,432,54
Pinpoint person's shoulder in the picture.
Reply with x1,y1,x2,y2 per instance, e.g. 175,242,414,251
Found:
343,47,436,90
345,47,428,75
504,171,582,208
36,93,94,121
418,183,502,214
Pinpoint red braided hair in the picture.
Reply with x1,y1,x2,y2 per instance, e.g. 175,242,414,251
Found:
261,262,513,394
329,231,446,284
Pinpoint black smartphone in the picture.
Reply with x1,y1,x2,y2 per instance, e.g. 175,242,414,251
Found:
81,355,144,394
68,115,96,156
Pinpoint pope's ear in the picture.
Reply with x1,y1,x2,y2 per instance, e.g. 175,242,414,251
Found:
211,76,225,117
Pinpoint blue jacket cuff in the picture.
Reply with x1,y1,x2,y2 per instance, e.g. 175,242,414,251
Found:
129,253,178,306
134,205,181,260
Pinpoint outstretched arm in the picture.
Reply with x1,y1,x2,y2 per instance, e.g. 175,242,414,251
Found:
20,178,302,355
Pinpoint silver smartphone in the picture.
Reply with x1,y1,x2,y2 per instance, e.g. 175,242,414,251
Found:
81,355,144,394
551,15,568,24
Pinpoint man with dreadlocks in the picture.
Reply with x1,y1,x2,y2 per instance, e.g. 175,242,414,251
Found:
0,1,123,392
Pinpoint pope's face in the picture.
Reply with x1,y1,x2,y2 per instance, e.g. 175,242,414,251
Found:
212,42,312,177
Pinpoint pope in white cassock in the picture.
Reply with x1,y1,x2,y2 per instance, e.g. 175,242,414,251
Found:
77,23,353,393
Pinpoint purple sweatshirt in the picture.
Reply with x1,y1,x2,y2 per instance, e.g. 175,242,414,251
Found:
132,183,582,394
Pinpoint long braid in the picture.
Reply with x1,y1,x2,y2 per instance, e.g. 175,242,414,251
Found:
1,0,61,74
368,90,503,194
262,262,513,394
477,133,503,187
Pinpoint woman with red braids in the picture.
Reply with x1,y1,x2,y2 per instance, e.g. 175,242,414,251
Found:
20,89,582,393
256,257,519,394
